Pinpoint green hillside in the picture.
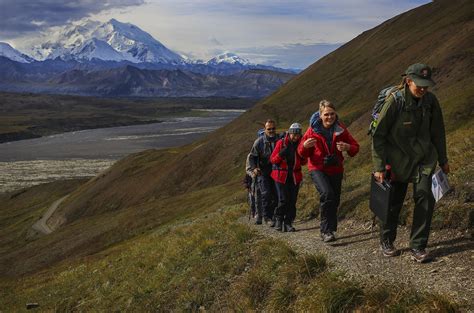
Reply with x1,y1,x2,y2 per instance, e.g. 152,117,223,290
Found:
0,0,473,310
49,0,473,235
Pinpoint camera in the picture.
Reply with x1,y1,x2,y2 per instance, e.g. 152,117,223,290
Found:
323,154,338,167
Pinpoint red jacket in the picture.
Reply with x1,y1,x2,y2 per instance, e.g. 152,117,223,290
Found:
270,135,306,184
298,121,359,175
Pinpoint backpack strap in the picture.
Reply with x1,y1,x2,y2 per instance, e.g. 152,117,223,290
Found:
390,88,405,112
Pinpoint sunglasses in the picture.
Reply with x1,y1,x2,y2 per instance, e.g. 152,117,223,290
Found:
266,127,276,131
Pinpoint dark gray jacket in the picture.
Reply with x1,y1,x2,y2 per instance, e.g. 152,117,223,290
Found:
248,135,277,176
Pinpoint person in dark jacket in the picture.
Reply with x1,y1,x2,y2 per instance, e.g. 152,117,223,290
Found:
270,123,306,232
248,119,278,225
372,63,449,263
298,100,359,242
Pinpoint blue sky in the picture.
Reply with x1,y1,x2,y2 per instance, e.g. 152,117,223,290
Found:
1,0,431,69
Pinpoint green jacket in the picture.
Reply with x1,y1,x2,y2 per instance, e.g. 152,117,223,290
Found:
372,85,448,183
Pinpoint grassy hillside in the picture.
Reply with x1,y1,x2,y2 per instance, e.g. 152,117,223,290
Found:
50,0,473,226
1,0,473,289
0,204,458,312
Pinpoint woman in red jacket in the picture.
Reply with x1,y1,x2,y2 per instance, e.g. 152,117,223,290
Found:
298,100,359,242
270,123,306,232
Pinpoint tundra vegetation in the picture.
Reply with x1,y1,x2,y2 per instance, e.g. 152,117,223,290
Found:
0,0,472,311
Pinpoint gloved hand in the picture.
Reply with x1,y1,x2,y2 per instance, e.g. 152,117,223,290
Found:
278,146,289,158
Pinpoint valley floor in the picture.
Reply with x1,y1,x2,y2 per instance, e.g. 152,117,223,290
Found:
241,216,474,310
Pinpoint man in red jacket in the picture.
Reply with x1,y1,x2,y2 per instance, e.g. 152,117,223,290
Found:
270,123,306,232
298,100,359,242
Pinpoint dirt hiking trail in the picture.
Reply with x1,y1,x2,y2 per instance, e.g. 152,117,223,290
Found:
241,217,474,310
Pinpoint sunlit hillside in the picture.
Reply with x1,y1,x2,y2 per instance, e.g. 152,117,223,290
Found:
0,2,472,310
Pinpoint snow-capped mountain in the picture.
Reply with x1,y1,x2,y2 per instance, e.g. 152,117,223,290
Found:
29,19,184,64
206,52,251,66
0,42,34,63
71,38,129,62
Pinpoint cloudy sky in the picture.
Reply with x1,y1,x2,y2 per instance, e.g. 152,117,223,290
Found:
0,0,431,69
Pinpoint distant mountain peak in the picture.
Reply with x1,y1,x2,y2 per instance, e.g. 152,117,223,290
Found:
0,42,34,63
207,52,251,66
73,38,128,62
29,19,184,64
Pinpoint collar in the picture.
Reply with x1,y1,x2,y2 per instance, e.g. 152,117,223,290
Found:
310,111,344,136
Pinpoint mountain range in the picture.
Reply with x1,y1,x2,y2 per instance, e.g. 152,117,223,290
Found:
27,19,184,64
0,19,297,98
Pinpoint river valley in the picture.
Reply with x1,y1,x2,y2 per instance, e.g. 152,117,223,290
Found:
0,110,242,193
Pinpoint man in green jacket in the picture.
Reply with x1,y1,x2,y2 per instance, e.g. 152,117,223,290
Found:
372,63,449,263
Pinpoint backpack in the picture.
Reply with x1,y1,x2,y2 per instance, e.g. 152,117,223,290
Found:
367,86,405,136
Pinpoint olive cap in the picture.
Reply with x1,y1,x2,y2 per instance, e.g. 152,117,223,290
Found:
405,63,436,87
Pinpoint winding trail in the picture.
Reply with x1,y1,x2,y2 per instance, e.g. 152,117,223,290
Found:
241,217,474,310
32,195,68,234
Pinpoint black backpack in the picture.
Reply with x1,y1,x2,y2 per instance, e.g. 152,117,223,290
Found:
367,86,404,135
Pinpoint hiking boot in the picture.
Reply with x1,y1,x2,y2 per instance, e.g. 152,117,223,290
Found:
410,249,431,263
255,216,262,225
283,223,295,232
321,232,336,243
274,218,282,231
380,241,400,257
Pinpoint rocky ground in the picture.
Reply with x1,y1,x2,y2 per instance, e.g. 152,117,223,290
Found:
241,217,474,311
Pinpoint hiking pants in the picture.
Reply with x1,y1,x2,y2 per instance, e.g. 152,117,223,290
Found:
310,170,343,234
257,174,277,219
380,174,435,249
249,186,262,217
274,176,300,224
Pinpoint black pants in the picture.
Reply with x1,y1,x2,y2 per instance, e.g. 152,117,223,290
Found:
257,174,277,219
381,174,435,249
274,176,300,223
310,170,343,234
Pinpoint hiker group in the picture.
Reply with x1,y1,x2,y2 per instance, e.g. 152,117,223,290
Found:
243,63,449,263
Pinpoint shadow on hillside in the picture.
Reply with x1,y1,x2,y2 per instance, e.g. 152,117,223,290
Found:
396,236,474,259
330,230,378,247
295,226,320,232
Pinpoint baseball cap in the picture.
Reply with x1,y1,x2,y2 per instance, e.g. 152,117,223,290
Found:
405,63,436,87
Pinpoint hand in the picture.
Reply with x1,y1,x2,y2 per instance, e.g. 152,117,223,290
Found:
336,141,350,152
303,138,317,148
441,163,450,174
374,171,384,183
253,168,262,176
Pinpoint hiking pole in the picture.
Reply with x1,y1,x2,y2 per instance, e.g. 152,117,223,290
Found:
248,189,252,221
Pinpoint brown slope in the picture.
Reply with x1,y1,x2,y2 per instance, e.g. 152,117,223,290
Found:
4,0,469,276
54,0,473,223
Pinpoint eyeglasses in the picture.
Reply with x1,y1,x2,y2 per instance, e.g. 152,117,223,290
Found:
266,127,276,131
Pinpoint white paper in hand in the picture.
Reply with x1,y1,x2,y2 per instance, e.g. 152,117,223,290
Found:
431,169,450,202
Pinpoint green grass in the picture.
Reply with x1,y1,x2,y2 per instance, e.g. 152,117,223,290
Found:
0,204,458,312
